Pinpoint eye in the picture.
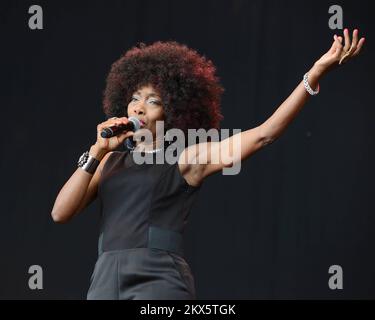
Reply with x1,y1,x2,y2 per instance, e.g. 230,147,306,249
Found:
131,96,139,102
148,99,161,105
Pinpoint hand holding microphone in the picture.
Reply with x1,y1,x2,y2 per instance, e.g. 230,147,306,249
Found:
100,116,141,138
92,117,141,156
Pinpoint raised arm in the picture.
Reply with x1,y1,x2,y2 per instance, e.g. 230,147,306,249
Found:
181,28,365,184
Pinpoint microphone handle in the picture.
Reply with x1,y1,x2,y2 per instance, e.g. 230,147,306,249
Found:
101,123,133,138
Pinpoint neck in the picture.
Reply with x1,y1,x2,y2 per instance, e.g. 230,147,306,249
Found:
133,138,164,152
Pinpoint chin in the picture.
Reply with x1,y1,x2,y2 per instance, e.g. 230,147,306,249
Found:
134,128,154,142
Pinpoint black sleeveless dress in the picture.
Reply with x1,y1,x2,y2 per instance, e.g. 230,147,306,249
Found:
86,149,202,300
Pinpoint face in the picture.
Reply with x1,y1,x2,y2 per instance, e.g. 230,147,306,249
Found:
127,84,165,143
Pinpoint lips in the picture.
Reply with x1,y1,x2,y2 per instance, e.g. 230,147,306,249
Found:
139,120,146,127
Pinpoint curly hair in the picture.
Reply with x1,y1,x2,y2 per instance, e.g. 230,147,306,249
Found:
102,41,224,135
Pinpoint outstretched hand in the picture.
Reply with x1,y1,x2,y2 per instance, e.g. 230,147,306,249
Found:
314,28,365,74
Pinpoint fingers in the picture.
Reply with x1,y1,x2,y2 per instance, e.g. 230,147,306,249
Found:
349,29,359,53
331,34,340,52
343,28,351,52
337,28,365,64
333,34,343,47
107,117,129,127
352,37,366,57
333,34,344,55
97,117,129,131
96,117,130,146
343,29,359,61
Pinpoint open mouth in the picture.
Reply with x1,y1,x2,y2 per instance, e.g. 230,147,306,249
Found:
139,120,146,127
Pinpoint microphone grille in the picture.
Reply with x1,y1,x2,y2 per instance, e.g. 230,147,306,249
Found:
128,117,141,131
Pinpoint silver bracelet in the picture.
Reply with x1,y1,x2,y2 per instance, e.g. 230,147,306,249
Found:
303,72,320,96
77,151,100,174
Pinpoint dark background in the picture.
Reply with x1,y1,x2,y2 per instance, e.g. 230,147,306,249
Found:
1,0,374,299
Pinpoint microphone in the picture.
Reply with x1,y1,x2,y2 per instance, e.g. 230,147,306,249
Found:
100,116,141,138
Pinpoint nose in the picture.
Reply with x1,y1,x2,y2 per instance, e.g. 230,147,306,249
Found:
133,101,145,115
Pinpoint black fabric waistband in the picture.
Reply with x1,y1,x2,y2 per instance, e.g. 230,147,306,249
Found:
97,226,184,257
147,225,184,257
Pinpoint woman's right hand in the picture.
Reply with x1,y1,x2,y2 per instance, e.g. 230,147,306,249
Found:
91,117,135,157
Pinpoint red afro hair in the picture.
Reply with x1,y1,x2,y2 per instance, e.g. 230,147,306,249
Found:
103,41,224,135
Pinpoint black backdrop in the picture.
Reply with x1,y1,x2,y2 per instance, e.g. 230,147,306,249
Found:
1,0,374,299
